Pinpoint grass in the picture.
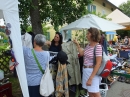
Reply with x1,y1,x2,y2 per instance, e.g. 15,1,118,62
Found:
7,74,22,97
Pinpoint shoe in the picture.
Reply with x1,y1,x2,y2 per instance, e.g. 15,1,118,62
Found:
118,76,123,82
120,76,126,82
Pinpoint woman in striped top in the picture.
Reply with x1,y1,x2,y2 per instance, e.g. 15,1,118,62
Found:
23,34,48,97
74,27,102,97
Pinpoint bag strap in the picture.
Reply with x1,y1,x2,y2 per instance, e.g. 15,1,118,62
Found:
31,49,44,74
93,44,103,66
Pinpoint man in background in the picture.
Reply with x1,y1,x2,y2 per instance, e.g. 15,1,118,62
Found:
112,34,118,45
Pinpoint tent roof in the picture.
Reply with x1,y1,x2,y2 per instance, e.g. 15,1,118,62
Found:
0,0,29,96
107,9,130,25
0,10,3,19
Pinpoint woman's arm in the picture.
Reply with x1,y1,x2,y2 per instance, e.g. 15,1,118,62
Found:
89,56,102,80
87,45,102,86
45,41,51,46
73,40,84,56
76,44,84,56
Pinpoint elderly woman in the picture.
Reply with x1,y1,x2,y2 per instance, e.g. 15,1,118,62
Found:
74,27,102,97
23,34,48,97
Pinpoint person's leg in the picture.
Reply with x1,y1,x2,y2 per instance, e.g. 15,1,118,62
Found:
88,92,101,97
28,85,43,97
88,92,94,97
86,71,101,97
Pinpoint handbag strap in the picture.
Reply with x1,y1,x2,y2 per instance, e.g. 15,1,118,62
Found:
31,49,44,74
93,44,103,66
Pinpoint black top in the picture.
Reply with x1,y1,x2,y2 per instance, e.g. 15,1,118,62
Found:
49,43,61,52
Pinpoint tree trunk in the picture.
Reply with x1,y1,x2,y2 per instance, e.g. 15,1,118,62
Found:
30,0,43,34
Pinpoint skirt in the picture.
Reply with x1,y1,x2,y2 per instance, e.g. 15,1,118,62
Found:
82,68,101,93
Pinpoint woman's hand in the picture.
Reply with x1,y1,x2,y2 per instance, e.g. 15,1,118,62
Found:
45,41,51,46
73,39,79,46
86,78,92,86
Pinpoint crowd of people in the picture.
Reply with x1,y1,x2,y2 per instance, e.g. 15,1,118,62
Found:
19,27,130,97
112,34,130,46
21,27,104,97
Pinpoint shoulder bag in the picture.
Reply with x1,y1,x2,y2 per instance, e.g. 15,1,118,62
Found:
31,49,54,96
93,45,112,78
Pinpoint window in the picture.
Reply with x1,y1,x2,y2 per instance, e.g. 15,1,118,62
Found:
111,8,114,11
102,2,106,7
87,4,96,12
102,10,106,15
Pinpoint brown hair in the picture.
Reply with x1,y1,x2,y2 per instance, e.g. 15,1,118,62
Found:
88,27,101,42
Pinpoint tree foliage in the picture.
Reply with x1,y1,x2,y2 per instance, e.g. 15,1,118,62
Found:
26,23,50,36
18,0,93,33
119,0,130,17
117,0,130,37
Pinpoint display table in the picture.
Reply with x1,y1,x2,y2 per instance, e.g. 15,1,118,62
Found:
119,51,130,59
111,71,130,78
121,47,130,51
0,83,13,97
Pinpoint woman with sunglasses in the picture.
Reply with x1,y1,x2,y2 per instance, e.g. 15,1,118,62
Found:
46,32,63,52
73,27,102,97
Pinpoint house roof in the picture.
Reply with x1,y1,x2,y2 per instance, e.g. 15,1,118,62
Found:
105,0,120,10
107,9,130,25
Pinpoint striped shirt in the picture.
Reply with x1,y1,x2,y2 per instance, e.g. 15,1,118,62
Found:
23,47,48,86
84,44,102,66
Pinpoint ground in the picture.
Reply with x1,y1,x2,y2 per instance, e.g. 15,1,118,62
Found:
8,74,130,97
8,74,22,97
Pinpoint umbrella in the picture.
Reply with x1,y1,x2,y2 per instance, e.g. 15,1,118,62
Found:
105,31,117,35
60,14,125,31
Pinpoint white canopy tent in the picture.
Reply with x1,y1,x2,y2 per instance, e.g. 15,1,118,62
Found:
107,9,130,25
107,9,130,30
0,0,29,97
60,14,125,31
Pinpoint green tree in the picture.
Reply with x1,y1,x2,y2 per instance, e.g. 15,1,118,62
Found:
119,0,130,17
18,0,93,34
26,23,50,35
117,1,130,37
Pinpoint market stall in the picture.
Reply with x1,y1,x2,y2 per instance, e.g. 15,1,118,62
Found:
60,14,126,97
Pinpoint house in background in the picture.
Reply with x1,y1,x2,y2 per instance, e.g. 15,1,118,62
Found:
88,0,118,16
47,0,119,41
88,0,119,41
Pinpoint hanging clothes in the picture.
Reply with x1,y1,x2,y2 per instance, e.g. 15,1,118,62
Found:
62,41,81,85
55,62,69,97
21,33,33,48
99,35,108,55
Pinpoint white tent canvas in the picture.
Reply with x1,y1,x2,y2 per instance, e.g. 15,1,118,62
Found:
0,10,4,19
0,0,29,97
107,9,130,26
60,14,125,31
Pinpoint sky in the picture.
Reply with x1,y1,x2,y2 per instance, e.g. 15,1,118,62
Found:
108,0,128,7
